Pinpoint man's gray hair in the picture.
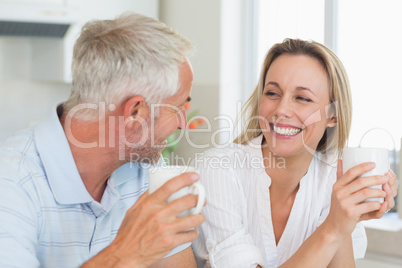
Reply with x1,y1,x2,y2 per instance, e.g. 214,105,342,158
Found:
64,12,194,120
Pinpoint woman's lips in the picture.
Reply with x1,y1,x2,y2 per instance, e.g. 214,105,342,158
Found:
269,123,303,138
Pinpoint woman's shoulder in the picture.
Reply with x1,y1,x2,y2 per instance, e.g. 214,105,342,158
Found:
298,151,338,214
193,138,264,181
193,143,257,200
193,143,249,173
199,144,246,159
197,135,263,159
308,150,338,190
313,150,338,173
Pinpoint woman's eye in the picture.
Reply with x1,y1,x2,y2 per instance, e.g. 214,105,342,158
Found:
265,91,279,97
296,96,312,102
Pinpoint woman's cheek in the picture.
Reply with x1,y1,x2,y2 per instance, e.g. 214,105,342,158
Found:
301,107,325,127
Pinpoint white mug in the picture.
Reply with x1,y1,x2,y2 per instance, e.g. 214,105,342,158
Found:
342,147,389,203
148,165,205,217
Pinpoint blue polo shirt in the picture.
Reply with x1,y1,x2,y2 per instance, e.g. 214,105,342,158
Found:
0,105,188,267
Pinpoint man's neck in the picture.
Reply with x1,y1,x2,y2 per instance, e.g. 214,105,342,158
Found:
71,146,120,202
60,114,123,203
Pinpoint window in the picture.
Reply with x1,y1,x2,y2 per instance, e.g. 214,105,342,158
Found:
337,0,402,152
255,0,325,96
255,0,402,152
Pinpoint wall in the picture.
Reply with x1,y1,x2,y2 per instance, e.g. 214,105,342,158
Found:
159,0,222,164
159,0,247,164
0,0,158,143
0,38,71,142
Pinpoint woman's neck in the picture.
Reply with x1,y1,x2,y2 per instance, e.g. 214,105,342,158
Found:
262,146,315,200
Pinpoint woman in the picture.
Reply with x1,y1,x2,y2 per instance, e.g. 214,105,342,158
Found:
192,39,398,267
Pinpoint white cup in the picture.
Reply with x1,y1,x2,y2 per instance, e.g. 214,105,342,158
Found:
148,165,205,217
342,147,389,203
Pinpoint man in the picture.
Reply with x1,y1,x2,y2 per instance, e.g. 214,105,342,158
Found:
0,13,204,267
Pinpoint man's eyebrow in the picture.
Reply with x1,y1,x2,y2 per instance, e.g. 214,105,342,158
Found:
178,96,191,107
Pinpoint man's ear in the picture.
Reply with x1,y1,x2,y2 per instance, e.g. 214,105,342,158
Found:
123,96,149,128
327,116,337,128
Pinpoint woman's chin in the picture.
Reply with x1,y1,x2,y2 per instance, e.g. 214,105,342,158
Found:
265,143,304,158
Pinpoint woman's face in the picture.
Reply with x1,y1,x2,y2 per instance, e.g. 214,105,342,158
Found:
259,54,336,158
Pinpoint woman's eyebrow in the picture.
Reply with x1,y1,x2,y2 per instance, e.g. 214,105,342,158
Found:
265,81,280,88
296,86,316,96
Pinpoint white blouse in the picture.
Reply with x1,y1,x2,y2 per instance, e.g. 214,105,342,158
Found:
192,135,367,268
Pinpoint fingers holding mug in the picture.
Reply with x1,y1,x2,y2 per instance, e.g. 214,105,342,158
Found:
386,169,398,198
383,180,395,212
148,165,206,219
342,147,389,204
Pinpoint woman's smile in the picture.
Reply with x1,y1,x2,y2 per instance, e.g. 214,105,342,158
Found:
270,123,303,139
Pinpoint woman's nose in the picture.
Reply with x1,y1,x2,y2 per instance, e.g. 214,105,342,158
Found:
273,98,293,121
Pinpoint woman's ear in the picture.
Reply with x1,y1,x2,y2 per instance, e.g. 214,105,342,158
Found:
327,116,337,128
325,103,337,128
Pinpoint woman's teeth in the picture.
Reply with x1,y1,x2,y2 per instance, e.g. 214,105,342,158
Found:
273,125,302,136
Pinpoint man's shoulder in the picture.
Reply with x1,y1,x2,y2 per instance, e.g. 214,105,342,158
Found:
0,128,44,183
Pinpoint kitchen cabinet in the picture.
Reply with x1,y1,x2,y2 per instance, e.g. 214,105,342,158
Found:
358,214,402,268
1,0,159,83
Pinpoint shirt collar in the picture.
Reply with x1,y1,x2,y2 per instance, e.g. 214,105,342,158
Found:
34,103,93,205
108,162,143,188
107,157,164,188
244,134,264,156
248,134,315,188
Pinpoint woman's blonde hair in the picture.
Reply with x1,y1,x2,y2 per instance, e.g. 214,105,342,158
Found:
234,38,352,158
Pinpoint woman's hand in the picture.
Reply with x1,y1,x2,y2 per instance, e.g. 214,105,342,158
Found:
383,169,398,212
324,160,389,239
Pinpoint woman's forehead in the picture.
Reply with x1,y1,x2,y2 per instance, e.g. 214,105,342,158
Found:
264,54,329,95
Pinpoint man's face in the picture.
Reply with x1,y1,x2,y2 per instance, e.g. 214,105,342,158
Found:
124,61,193,164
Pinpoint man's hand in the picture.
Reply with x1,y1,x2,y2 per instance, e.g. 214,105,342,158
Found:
82,172,205,268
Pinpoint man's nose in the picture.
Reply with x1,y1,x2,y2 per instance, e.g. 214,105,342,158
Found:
177,109,187,130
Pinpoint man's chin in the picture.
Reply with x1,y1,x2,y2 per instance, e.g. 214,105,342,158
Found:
158,140,168,151
136,155,161,165
124,147,163,165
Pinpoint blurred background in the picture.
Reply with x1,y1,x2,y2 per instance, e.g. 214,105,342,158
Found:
0,0,401,266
